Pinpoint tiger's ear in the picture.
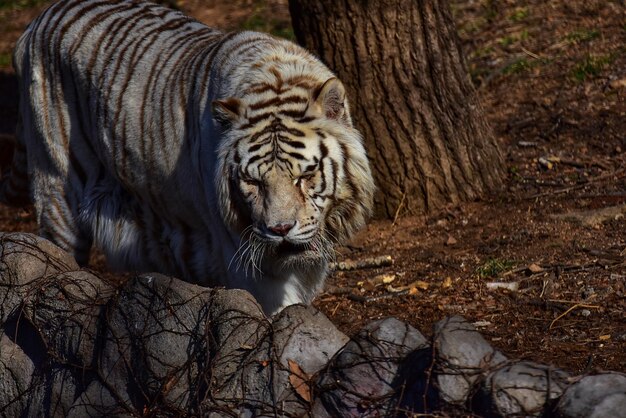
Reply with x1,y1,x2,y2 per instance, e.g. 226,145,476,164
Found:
307,78,348,123
212,98,244,126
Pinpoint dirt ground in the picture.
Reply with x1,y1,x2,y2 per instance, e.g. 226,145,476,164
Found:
0,0,624,376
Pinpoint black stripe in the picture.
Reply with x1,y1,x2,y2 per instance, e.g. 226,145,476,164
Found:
320,142,329,158
286,151,305,160
278,109,306,119
286,141,305,149
248,143,264,153
297,116,316,123
318,159,327,193
241,112,274,128
247,151,273,165
282,126,306,137
249,95,308,111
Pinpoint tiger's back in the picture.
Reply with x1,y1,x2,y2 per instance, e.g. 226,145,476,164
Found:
8,0,374,314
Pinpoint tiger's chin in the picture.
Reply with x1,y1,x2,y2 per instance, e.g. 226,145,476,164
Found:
243,237,329,315
270,240,326,266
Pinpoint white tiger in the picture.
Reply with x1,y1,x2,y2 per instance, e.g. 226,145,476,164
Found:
1,0,374,315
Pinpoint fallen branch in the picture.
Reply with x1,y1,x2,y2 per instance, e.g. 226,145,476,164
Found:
550,204,626,228
525,169,626,200
330,255,393,271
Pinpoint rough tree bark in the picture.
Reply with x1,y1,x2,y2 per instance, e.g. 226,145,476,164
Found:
288,0,504,218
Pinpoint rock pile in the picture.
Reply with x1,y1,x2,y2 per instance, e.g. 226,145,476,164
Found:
1,232,624,417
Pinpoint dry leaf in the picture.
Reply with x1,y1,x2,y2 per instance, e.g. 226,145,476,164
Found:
527,263,544,274
610,78,626,89
445,235,458,246
442,277,453,289
288,359,311,403
599,334,611,341
379,274,396,284
358,274,396,292
388,278,428,293
360,280,376,291
414,280,429,290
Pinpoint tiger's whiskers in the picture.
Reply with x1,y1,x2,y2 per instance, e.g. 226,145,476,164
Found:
228,225,253,272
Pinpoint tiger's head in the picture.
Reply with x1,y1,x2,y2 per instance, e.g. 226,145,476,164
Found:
213,77,374,273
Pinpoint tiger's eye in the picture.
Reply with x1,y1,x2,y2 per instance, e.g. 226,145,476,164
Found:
241,177,262,188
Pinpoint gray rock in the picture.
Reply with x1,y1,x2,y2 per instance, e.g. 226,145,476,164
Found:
269,305,349,414
21,270,112,368
99,274,214,413
67,380,133,418
273,305,349,375
202,286,269,414
0,334,36,418
33,366,85,418
556,373,626,418
0,232,78,322
434,315,507,405
317,317,430,417
206,286,268,379
472,361,570,416
208,304,348,416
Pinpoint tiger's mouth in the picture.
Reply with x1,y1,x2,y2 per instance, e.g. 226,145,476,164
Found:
277,240,311,255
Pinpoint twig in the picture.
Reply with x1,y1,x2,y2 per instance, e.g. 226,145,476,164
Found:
525,168,626,200
547,299,601,305
521,46,542,60
392,191,407,227
502,266,533,276
558,158,586,168
330,255,393,271
549,303,600,330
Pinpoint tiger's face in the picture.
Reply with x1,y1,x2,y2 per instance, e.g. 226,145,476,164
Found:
214,78,374,272
233,123,337,264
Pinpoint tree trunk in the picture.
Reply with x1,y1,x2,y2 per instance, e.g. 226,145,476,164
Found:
288,0,504,218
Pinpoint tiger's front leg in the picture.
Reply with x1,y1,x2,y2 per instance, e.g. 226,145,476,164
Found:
33,174,93,266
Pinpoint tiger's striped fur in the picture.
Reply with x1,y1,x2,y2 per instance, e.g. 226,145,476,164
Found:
5,0,374,315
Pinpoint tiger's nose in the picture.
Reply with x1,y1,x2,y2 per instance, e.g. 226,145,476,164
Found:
267,222,294,236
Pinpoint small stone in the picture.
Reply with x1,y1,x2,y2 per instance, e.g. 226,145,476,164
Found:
518,141,537,148
581,309,591,317
538,157,553,170
445,235,458,246
582,286,595,299
486,281,519,291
